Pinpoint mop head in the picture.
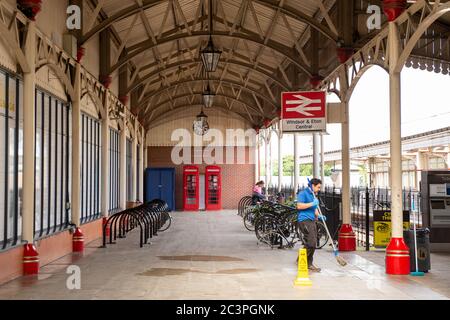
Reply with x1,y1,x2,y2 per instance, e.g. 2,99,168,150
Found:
335,252,348,267
410,271,425,277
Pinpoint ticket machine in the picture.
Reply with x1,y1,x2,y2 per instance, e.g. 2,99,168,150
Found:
183,166,199,211
205,166,222,211
421,170,450,251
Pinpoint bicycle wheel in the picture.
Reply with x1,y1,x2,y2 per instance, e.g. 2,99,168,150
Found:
254,215,275,243
159,212,172,232
243,210,256,231
316,221,329,249
257,229,282,248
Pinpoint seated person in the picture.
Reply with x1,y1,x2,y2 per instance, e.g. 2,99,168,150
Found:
252,181,266,204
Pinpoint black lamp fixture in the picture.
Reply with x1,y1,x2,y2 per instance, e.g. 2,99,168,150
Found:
202,83,215,108
201,55,215,108
200,0,221,72
193,107,210,136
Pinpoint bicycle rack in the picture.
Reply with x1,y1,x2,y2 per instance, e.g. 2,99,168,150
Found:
102,200,171,248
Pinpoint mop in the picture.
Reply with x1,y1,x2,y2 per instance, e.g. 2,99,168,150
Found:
307,180,347,267
410,201,424,277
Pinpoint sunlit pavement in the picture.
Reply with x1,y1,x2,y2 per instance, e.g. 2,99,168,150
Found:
0,211,448,300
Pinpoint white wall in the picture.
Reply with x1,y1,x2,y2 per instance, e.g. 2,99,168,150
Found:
35,0,69,48
146,107,253,147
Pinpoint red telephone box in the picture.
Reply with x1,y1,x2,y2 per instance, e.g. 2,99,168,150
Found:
205,166,222,210
183,166,199,211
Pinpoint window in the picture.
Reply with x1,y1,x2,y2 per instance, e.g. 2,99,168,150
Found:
402,159,415,171
34,89,71,239
136,144,141,202
126,138,132,202
0,71,23,250
81,113,101,224
429,157,446,169
375,161,389,173
109,128,120,212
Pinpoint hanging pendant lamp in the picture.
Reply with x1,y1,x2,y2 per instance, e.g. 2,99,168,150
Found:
193,107,210,136
202,83,215,108
200,0,221,72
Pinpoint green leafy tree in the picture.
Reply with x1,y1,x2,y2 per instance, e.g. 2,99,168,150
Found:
300,164,313,176
324,164,333,177
358,164,368,186
283,155,294,176
272,160,279,176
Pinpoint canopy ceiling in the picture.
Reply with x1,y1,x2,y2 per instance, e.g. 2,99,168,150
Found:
78,0,450,128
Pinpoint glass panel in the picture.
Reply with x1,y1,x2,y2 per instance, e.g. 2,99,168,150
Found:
32,91,72,238
7,77,16,240
17,80,23,240
55,100,61,228
50,97,57,231
79,113,102,223
86,116,89,217
68,104,72,225
126,138,132,201
98,122,101,214
34,91,42,235
81,115,85,219
88,118,92,217
109,129,120,211
136,144,140,202
43,94,50,234
62,103,67,227
0,72,6,245
208,175,219,204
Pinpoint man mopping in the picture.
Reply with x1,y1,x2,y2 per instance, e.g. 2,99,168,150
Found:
297,178,322,273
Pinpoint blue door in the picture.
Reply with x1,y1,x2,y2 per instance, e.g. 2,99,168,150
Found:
160,169,175,210
145,169,161,202
144,168,175,211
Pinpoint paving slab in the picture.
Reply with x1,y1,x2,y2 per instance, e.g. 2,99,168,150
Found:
0,210,448,300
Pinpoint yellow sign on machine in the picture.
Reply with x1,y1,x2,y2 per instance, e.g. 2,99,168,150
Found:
373,210,410,248
294,249,312,286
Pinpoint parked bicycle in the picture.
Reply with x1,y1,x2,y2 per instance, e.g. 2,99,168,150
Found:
238,197,330,250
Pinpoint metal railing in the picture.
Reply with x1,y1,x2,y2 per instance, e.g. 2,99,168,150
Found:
266,184,298,200
266,184,424,250
350,187,423,250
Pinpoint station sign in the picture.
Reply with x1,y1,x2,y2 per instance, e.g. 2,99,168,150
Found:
281,91,327,133
373,210,410,248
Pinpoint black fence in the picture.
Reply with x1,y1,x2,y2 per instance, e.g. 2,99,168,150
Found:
350,187,422,250
266,184,298,200
266,184,423,250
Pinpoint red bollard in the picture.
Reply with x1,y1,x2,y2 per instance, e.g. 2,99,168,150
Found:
338,224,356,251
386,237,410,275
23,244,39,275
73,228,84,253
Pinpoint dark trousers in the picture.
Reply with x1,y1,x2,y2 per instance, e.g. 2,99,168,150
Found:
298,220,317,267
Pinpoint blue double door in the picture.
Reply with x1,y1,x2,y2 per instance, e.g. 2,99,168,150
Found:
144,168,176,211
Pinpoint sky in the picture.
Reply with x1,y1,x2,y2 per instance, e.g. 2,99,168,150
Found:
269,67,450,158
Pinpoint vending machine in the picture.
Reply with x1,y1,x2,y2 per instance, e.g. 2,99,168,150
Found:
205,166,222,210
183,166,199,211
421,170,450,251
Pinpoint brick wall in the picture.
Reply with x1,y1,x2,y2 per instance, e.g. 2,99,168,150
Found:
147,147,256,210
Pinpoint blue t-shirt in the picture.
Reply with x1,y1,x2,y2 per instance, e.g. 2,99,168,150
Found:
297,188,317,222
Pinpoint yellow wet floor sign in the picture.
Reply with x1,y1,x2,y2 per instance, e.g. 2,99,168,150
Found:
294,249,312,286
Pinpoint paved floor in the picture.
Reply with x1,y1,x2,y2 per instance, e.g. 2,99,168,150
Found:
0,210,449,300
